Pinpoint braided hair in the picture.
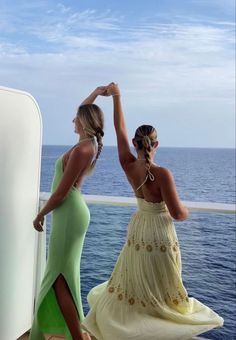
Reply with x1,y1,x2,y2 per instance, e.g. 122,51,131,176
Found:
77,104,104,173
90,128,104,172
134,125,158,171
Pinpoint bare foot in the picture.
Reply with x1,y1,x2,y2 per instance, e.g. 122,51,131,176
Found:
82,332,92,340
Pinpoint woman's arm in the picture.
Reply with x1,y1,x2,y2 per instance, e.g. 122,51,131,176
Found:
159,167,188,221
80,86,109,105
33,146,93,231
108,83,135,169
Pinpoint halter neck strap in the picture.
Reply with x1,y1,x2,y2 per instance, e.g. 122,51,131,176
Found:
74,137,95,147
136,168,155,191
79,136,95,143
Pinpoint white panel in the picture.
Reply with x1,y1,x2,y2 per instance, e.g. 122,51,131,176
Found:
0,87,42,339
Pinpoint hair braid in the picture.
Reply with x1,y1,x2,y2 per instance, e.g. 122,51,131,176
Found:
142,135,152,171
134,124,158,176
89,131,103,172
78,104,104,174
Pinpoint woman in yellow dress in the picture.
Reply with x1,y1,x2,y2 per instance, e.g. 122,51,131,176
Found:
82,83,223,340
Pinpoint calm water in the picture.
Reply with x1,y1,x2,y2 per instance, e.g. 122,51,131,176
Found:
41,146,236,340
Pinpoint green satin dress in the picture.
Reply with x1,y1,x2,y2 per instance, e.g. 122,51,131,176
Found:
30,154,90,339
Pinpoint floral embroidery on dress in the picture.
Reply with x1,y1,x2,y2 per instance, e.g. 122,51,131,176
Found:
146,244,153,252
127,238,179,253
108,286,114,293
118,293,123,300
160,245,167,252
128,297,135,305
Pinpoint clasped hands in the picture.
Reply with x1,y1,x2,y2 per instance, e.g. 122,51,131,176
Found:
95,82,120,97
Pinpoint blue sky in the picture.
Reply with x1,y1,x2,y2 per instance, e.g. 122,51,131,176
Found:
0,0,235,147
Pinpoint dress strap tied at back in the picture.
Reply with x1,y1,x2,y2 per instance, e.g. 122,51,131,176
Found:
136,168,155,191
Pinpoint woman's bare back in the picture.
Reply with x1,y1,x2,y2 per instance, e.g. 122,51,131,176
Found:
125,159,163,203
62,140,96,189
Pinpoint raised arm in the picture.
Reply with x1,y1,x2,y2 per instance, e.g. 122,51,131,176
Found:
80,86,109,105
108,83,135,169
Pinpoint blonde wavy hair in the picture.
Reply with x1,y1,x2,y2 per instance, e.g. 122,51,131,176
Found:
77,104,104,173
134,125,158,170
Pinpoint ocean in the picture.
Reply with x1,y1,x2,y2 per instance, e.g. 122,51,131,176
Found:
41,146,236,340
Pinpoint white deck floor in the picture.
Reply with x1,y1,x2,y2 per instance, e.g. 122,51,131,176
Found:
17,332,209,339
18,332,64,340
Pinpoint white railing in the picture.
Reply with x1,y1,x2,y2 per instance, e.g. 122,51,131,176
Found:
39,192,236,214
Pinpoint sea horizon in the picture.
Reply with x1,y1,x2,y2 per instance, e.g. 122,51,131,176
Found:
42,144,236,150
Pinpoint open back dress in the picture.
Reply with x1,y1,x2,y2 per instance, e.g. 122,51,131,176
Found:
30,152,91,340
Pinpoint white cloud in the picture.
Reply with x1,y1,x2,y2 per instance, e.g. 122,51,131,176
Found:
0,3,234,147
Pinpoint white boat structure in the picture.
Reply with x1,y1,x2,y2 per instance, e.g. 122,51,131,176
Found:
0,87,234,340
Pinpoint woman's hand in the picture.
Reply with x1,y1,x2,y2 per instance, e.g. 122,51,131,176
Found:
80,85,110,105
33,213,44,232
107,82,120,97
94,86,110,97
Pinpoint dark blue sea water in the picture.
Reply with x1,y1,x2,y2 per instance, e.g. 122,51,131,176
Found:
41,146,236,340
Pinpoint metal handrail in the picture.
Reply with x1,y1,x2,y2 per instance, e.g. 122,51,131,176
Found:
39,192,235,214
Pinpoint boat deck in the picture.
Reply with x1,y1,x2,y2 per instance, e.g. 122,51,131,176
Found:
17,332,209,339
18,333,64,340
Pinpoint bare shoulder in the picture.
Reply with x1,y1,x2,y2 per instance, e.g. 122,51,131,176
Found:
69,143,94,162
153,166,175,183
121,154,137,171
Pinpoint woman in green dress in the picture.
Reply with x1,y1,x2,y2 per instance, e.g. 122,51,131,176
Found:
82,83,223,340
30,86,108,340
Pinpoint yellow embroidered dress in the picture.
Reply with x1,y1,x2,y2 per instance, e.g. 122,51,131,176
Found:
82,198,223,340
